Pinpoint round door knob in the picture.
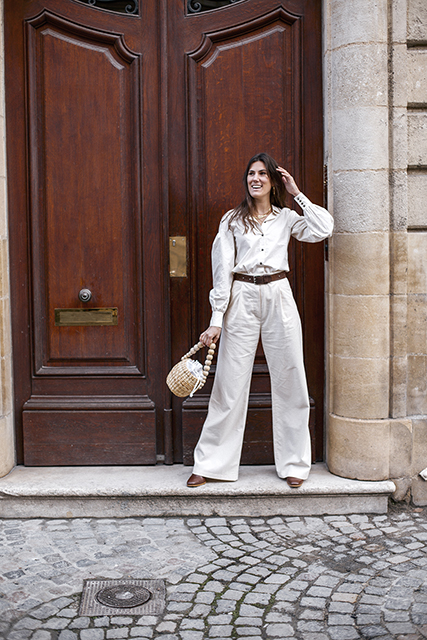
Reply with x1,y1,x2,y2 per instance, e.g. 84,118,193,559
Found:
78,288,92,303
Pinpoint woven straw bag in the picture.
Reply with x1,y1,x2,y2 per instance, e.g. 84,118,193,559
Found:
166,341,216,398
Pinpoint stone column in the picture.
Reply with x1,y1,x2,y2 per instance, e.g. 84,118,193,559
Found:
0,0,15,477
405,0,427,503
325,0,392,480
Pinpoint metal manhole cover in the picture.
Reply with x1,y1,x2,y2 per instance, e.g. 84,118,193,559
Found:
96,584,151,608
79,579,165,616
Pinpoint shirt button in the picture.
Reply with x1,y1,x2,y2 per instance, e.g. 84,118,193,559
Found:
261,249,264,251
260,262,263,265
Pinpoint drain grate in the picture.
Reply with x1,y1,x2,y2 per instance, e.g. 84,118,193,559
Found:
96,584,152,608
79,579,165,616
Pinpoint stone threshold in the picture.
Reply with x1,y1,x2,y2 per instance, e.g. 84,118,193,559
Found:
0,463,395,518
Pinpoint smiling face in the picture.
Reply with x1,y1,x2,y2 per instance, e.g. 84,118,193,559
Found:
247,161,272,200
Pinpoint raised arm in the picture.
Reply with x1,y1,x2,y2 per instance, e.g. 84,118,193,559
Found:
277,166,333,242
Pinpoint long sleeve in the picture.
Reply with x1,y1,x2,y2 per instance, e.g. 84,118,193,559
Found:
209,216,236,328
291,192,334,242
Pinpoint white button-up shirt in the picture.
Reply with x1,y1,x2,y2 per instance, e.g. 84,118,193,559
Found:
209,192,334,327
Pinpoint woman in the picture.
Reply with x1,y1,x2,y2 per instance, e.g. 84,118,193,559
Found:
187,152,333,489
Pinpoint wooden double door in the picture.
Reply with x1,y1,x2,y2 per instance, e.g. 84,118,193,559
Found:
5,0,325,466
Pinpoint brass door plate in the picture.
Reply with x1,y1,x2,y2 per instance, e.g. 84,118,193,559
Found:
169,236,187,277
54,308,118,326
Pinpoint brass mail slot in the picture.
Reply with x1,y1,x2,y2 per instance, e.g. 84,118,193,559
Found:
169,236,187,277
54,308,118,327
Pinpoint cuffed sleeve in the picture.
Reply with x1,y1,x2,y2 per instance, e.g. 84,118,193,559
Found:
210,310,225,328
291,192,334,242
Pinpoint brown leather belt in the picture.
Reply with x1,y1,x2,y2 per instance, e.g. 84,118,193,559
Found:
233,271,287,285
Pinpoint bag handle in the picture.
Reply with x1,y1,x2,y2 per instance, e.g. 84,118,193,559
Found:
181,341,217,379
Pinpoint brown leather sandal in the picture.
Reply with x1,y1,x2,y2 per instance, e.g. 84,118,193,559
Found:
286,477,304,488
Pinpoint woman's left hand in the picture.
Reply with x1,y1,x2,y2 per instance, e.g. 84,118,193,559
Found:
199,326,221,347
276,166,300,197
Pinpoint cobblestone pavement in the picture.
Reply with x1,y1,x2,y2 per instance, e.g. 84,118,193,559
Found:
1,506,427,639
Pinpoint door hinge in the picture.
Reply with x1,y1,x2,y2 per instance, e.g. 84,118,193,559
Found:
323,163,328,210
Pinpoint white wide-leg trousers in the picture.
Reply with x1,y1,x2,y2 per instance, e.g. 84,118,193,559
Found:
193,278,311,481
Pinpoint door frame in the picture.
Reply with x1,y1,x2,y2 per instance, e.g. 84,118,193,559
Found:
4,0,327,467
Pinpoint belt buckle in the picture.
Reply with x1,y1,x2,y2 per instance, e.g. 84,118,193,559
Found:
253,275,258,284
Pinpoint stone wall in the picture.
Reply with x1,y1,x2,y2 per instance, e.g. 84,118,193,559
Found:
0,1,14,477
325,0,391,480
325,0,427,504
403,0,427,504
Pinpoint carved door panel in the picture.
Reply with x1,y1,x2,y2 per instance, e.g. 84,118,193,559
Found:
6,0,163,464
6,0,325,466
166,0,325,464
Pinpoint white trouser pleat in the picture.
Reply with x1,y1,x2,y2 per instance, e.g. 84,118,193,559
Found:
192,278,311,481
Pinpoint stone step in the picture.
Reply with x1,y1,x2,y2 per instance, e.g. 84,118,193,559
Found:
0,463,395,518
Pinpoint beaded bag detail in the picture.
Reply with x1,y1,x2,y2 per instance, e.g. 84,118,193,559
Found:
166,341,216,398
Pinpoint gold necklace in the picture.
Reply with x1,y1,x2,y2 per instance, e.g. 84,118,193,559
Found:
254,206,272,222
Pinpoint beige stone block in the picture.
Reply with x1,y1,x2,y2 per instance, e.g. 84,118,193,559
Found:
390,107,407,170
327,238,335,296
0,353,12,416
0,236,8,299
412,419,427,474
408,232,427,293
332,355,389,419
390,231,408,295
390,170,408,231
390,356,408,418
407,355,427,415
332,295,389,359
0,297,11,358
332,108,389,171
390,46,408,109
391,0,408,43
327,293,334,353
389,419,412,478
331,232,389,295
323,0,332,54
408,113,427,166
390,294,407,357
332,170,389,233
408,50,427,106
408,171,427,228
332,44,388,109
327,413,390,480
407,294,427,355
327,351,334,413
331,0,388,49
0,414,15,478
408,0,427,43
412,476,427,506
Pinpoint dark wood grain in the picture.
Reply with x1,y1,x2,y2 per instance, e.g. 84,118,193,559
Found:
6,0,163,465
23,411,156,465
169,0,324,464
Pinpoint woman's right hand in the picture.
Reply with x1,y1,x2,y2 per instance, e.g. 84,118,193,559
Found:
200,326,221,347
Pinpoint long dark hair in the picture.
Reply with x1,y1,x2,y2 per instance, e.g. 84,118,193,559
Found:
227,152,287,232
